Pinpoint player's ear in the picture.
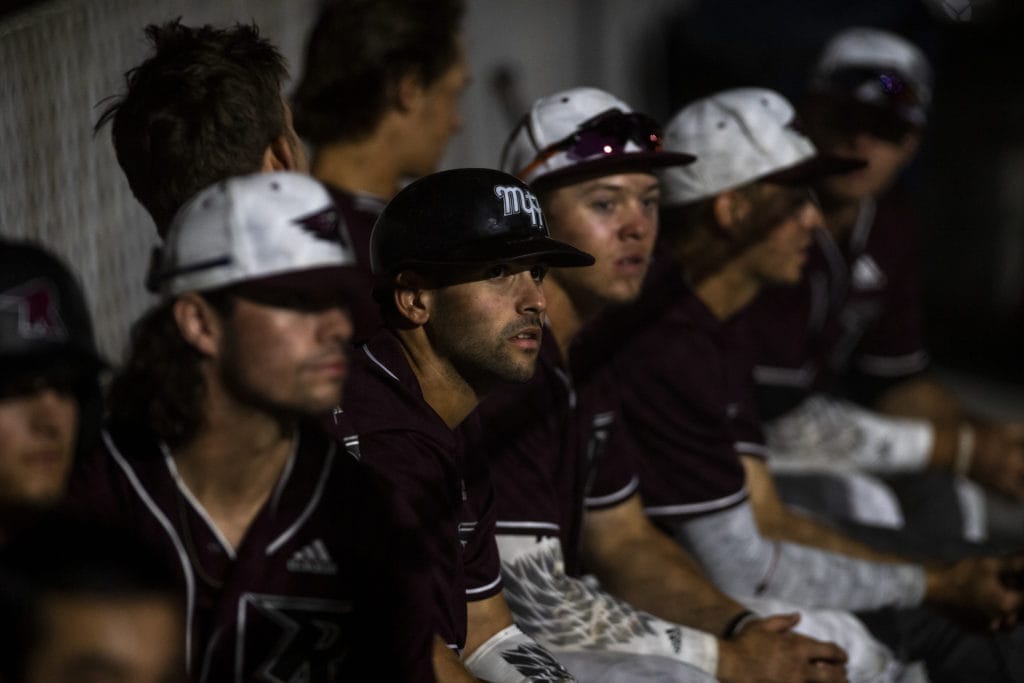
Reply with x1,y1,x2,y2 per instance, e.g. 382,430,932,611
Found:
263,133,303,173
174,293,223,357
393,270,431,326
898,131,921,164
711,190,750,237
395,72,425,115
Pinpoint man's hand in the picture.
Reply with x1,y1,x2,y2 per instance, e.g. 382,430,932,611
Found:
716,614,848,683
969,422,1024,500
926,554,1024,629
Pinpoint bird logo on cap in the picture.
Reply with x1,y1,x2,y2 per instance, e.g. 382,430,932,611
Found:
295,207,353,251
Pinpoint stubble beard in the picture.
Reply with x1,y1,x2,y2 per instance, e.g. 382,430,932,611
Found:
427,307,540,395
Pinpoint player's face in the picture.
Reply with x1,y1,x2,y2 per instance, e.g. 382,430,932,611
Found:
740,186,822,286
812,126,919,202
543,173,659,314
216,290,352,417
0,387,78,509
402,50,469,179
24,595,185,683
425,261,547,392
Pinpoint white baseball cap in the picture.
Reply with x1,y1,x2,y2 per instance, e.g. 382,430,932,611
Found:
659,88,864,206
155,172,357,298
500,86,694,191
810,27,932,125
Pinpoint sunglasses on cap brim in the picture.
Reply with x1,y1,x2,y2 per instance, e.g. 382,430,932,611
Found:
517,109,664,180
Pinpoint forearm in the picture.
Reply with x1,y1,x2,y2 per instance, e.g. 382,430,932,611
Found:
583,518,745,635
765,394,933,474
761,503,907,563
434,636,479,682
496,534,720,676
743,454,908,564
464,593,573,682
675,503,926,612
463,624,575,682
875,376,964,422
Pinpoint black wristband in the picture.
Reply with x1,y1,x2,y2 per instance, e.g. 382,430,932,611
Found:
722,610,755,640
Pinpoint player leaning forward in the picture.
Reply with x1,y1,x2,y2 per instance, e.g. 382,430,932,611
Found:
68,172,434,681
479,86,856,683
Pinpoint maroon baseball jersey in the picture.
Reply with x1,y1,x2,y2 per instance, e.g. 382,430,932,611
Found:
325,184,387,344
468,330,639,576
749,191,929,419
586,262,765,524
67,418,434,682
338,329,504,653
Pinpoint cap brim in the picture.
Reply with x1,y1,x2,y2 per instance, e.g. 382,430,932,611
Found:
403,236,595,270
228,264,367,298
762,153,866,186
531,151,697,193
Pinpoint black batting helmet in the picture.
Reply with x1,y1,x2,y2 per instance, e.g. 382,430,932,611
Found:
370,168,594,275
0,240,104,459
0,240,102,372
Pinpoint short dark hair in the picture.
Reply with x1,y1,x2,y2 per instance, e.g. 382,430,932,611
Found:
0,515,180,683
95,20,289,236
106,291,234,449
292,0,464,146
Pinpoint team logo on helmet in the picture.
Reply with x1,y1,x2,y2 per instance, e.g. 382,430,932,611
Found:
494,185,545,229
0,278,67,342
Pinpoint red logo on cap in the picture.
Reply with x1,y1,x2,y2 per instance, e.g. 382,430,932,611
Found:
294,207,352,251
0,278,67,342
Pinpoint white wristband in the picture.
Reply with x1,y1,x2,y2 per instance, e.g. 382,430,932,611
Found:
955,423,975,477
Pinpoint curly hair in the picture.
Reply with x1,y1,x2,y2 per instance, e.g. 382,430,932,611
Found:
95,20,289,236
292,0,464,146
106,292,233,449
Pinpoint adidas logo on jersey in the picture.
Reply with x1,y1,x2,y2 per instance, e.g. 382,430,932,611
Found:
286,539,338,575
851,255,887,291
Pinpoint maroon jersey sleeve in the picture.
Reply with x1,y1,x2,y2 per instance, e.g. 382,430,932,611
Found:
459,435,504,602
842,194,930,403
611,275,749,522
358,431,470,650
580,369,640,511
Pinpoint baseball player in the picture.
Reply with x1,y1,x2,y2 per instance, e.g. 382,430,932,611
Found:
747,27,1024,539
0,515,186,683
97,20,306,238
337,168,590,681
483,86,870,683
0,240,103,542
292,0,468,341
68,172,434,681
605,86,1024,679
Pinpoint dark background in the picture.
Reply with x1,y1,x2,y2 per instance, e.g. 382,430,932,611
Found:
641,0,1024,385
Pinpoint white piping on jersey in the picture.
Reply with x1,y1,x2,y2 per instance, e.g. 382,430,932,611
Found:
269,437,299,512
808,270,829,334
266,442,337,556
161,443,238,560
849,199,877,256
495,520,561,533
466,572,503,596
735,441,770,458
551,365,577,409
104,430,197,673
856,350,930,377
752,363,816,388
197,626,222,683
644,487,748,518
362,344,400,382
584,474,639,508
